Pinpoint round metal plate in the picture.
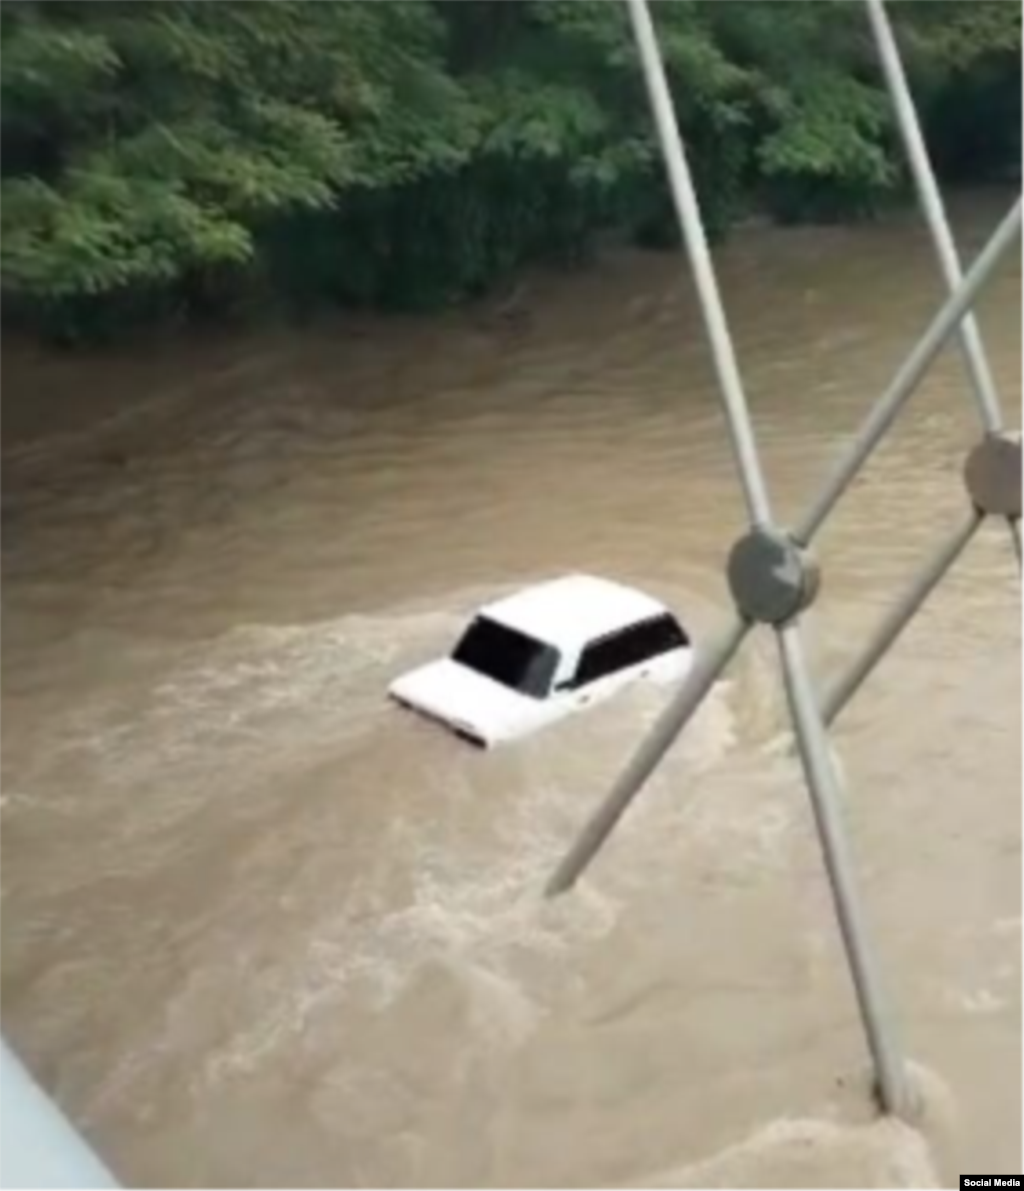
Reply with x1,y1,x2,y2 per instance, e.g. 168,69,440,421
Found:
964,431,1022,519
727,525,821,626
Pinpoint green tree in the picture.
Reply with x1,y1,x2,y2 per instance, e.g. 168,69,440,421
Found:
1,1,474,332
1,0,1019,343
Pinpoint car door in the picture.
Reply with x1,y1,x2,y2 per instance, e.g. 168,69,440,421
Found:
567,615,689,711
566,624,649,712
639,614,692,684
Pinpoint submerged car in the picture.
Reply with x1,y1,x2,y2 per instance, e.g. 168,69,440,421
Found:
388,574,693,747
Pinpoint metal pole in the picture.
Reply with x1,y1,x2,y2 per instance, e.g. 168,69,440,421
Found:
821,507,983,727
866,0,1020,568
546,615,749,896
625,0,773,528
547,0,776,898
1,1039,119,1189
794,199,1022,545
776,623,910,1116
866,0,1005,434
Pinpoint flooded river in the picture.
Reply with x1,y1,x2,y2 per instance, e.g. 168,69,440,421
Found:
2,190,1020,1188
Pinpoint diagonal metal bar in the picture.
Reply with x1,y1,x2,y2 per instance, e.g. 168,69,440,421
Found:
866,0,1020,570
545,615,749,896
794,199,1022,546
545,0,780,898
821,506,984,728
867,0,1006,435
548,0,909,1113
776,622,909,1115
623,0,773,528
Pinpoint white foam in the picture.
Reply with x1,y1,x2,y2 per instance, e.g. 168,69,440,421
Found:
188,709,745,1086
635,1115,942,1189
199,775,624,1081
50,608,460,833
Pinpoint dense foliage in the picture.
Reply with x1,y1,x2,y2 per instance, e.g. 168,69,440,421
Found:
1,0,1019,342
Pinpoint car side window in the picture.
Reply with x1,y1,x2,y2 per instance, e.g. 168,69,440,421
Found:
643,613,690,653
574,614,688,687
575,633,634,686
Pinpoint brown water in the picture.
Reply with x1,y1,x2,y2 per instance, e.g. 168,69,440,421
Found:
2,191,1020,1189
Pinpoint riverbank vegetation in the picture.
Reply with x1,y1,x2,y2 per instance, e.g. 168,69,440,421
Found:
2,0,1019,343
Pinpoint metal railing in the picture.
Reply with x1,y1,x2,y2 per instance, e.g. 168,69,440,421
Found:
1,1040,118,1189
546,0,1021,1121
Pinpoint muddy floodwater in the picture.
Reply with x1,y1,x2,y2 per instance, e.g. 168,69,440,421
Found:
2,190,1020,1188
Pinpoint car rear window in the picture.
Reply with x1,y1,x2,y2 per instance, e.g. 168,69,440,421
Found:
451,617,559,698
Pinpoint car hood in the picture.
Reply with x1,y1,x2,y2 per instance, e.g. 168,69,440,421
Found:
388,659,535,744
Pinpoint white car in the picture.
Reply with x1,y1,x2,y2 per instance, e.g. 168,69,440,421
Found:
388,574,693,748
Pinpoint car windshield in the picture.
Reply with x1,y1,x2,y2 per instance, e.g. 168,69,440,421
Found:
451,617,559,698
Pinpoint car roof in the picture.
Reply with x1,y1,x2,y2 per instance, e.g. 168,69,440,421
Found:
480,574,669,651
